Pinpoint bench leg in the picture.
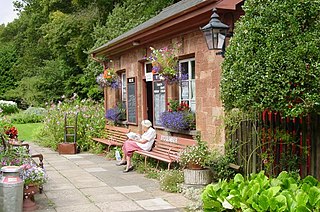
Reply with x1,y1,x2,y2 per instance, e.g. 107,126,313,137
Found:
144,156,147,168
156,160,159,169
167,162,171,170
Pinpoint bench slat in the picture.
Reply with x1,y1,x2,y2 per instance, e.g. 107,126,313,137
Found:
92,125,130,150
135,134,196,169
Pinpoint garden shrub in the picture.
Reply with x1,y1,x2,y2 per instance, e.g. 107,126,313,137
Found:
202,171,320,211
159,169,184,193
35,97,105,151
10,107,47,124
221,0,320,117
0,100,19,115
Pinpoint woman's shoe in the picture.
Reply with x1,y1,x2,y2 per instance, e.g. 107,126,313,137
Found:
123,166,134,173
116,161,127,166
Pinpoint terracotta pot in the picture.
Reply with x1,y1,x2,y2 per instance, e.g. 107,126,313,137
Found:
23,185,39,211
187,162,204,170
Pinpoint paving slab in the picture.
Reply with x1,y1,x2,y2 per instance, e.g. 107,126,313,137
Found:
27,142,192,211
136,198,176,211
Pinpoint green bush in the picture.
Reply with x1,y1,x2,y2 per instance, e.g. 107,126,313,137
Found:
0,100,19,115
35,97,105,151
10,107,47,124
221,0,320,117
159,169,184,193
202,171,320,211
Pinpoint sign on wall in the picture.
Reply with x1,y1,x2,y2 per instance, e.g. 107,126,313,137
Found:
153,81,166,126
127,77,137,124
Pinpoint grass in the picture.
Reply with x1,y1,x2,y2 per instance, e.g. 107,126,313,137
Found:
15,123,43,142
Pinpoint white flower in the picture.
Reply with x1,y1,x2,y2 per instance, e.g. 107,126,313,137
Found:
222,199,233,210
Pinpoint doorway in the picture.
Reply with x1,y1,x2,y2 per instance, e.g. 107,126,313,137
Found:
146,81,154,126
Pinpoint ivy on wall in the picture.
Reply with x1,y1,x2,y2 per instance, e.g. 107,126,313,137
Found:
221,0,320,117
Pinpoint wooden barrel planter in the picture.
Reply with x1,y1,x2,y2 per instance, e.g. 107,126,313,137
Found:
183,168,212,185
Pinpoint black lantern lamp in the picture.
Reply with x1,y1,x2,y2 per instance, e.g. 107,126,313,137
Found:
201,8,229,54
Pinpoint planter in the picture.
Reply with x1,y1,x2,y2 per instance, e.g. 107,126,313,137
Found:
58,143,77,154
23,185,39,211
187,162,204,170
183,168,212,185
164,128,197,136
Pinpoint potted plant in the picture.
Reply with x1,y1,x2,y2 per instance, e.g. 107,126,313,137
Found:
20,162,48,188
96,68,119,89
160,99,195,132
146,44,186,83
20,161,48,210
179,134,213,185
179,136,209,170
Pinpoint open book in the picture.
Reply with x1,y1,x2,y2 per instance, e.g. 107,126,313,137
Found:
126,132,141,140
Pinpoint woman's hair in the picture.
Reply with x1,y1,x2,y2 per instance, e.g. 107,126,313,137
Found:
141,120,152,128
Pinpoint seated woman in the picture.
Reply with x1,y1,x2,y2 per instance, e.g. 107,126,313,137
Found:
117,120,156,172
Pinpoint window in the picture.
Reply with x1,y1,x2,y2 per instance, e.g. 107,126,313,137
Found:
179,58,196,112
121,73,126,103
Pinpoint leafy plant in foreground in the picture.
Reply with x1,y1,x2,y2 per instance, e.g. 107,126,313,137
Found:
202,171,320,211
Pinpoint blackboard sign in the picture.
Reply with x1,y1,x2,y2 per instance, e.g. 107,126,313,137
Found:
127,77,137,124
154,81,166,126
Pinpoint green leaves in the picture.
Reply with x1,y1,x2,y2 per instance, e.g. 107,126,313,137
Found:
221,0,320,117
202,171,320,211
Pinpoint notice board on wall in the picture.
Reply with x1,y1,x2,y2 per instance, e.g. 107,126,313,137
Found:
127,77,137,124
153,81,166,126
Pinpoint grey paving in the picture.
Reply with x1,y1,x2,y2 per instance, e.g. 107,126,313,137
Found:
28,143,192,211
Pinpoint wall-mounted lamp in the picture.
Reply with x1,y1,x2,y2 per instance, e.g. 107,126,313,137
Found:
201,8,229,56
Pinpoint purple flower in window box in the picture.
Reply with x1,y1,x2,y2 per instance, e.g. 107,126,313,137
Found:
160,100,195,131
105,102,126,124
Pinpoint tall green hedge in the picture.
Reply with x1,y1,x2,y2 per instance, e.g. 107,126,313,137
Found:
221,0,320,117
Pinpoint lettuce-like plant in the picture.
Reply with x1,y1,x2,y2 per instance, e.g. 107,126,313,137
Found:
202,171,320,211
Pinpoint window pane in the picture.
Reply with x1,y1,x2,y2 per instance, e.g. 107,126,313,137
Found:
180,62,188,75
191,80,195,100
191,60,195,79
146,63,153,73
122,73,127,102
181,81,189,100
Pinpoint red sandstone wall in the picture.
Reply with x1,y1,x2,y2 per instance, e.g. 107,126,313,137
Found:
105,31,225,148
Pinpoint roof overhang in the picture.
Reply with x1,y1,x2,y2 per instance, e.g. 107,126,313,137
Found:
90,0,243,58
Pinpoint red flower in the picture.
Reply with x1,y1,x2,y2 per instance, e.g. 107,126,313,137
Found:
4,126,18,139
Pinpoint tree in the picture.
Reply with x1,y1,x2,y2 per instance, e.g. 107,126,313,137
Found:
221,0,320,117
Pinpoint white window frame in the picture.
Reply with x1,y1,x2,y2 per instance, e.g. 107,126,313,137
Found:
121,72,127,103
179,58,196,112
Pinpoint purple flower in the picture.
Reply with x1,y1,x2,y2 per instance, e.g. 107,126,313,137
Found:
105,102,126,122
160,111,190,131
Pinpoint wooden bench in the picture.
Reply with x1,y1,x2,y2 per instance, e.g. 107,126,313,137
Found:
92,125,130,151
136,134,196,169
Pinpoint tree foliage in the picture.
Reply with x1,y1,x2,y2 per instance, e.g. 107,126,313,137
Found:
221,0,320,117
0,0,177,106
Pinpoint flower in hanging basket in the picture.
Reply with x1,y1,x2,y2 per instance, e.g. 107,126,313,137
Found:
96,68,119,89
146,44,185,83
